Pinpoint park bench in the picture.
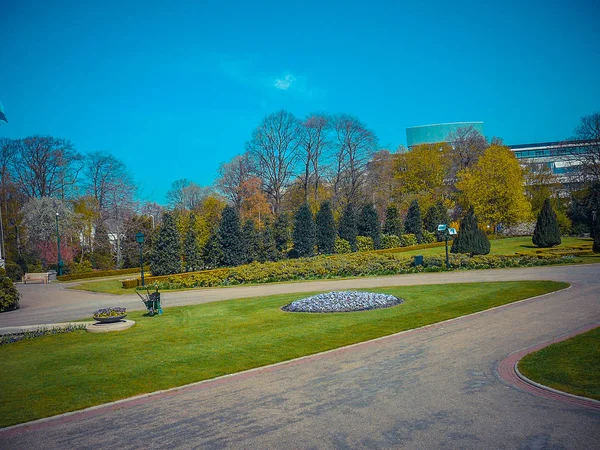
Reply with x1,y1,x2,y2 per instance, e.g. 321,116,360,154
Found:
136,286,163,316
22,272,49,284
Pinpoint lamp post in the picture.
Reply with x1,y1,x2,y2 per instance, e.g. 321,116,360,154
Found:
437,224,457,268
55,213,63,276
136,232,145,287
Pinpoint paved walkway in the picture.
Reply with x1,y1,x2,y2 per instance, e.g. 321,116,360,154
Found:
1,264,599,449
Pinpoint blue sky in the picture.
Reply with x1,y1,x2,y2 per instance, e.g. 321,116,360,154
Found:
1,0,599,204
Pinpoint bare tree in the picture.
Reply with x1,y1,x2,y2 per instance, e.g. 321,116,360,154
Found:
166,179,211,211
446,126,487,179
10,136,83,199
331,114,378,207
365,149,397,219
572,112,600,183
298,113,331,204
83,151,130,211
216,153,253,212
246,110,302,215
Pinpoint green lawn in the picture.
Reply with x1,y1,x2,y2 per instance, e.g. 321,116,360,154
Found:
519,327,600,400
1,280,567,427
68,278,138,295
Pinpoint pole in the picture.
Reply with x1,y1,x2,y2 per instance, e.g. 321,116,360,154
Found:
55,213,63,276
139,242,145,287
445,230,449,268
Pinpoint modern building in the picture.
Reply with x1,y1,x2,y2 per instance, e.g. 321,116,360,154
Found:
406,122,484,148
508,139,598,180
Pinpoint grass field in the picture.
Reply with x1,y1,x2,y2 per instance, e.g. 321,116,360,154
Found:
519,327,600,400
1,280,567,427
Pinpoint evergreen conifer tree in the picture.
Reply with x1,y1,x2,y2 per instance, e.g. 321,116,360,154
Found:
451,206,490,256
315,201,336,254
338,203,358,251
219,205,244,267
150,212,182,275
202,226,223,269
183,213,202,271
382,205,403,236
357,203,381,249
242,219,260,263
532,198,562,248
593,212,600,253
258,218,280,262
273,213,290,255
292,203,316,258
423,201,450,232
404,200,423,243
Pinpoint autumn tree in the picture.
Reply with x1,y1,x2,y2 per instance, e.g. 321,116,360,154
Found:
532,199,562,248
338,203,357,251
216,152,253,211
456,145,531,230
239,177,272,224
394,143,450,212
315,201,336,254
451,206,490,256
292,203,316,258
331,114,378,207
246,110,301,215
183,213,203,271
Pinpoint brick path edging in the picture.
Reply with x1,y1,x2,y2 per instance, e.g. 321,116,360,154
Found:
496,322,600,411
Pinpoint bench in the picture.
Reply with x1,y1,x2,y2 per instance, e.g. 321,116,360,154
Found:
23,272,49,284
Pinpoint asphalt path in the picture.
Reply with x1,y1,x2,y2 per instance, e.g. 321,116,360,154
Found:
1,264,599,449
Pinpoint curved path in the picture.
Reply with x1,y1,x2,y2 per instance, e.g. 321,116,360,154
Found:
1,264,599,449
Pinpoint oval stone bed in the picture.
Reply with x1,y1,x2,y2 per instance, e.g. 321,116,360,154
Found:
282,291,404,313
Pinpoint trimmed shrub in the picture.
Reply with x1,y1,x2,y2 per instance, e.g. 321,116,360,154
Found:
316,201,336,254
338,203,357,251
70,260,94,275
58,266,149,282
0,276,20,312
5,262,23,282
380,234,401,249
421,230,437,244
532,199,562,248
400,234,418,247
451,206,490,256
292,203,316,258
357,203,381,249
334,237,352,254
404,200,423,243
356,236,374,252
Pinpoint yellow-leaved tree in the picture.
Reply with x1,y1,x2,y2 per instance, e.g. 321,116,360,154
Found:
456,145,531,230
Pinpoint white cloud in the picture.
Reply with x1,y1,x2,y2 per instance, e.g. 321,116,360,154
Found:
274,74,296,90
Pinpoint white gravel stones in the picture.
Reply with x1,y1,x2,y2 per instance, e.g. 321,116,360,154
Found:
282,291,403,313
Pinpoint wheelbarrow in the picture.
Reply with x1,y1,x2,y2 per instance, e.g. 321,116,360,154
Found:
136,285,163,316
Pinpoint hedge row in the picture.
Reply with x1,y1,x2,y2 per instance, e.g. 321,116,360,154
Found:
58,266,150,282
371,240,446,254
124,252,571,290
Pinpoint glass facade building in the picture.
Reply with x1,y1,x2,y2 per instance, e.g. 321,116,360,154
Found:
406,122,484,148
509,139,598,176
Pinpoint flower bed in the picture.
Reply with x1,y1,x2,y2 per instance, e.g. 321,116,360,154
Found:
282,291,403,313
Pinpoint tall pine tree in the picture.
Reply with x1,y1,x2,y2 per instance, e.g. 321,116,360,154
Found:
219,205,244,267
451,206,490,256
183,213,202,271
382,205,403,236
150,212,182,275
315,201,336,254
202,226,223,269
532,198,562,248
357,203,381,249
292,203,316,258
258,218,280,262
338,203,358,251
404,200,423,243
273,213,290,255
